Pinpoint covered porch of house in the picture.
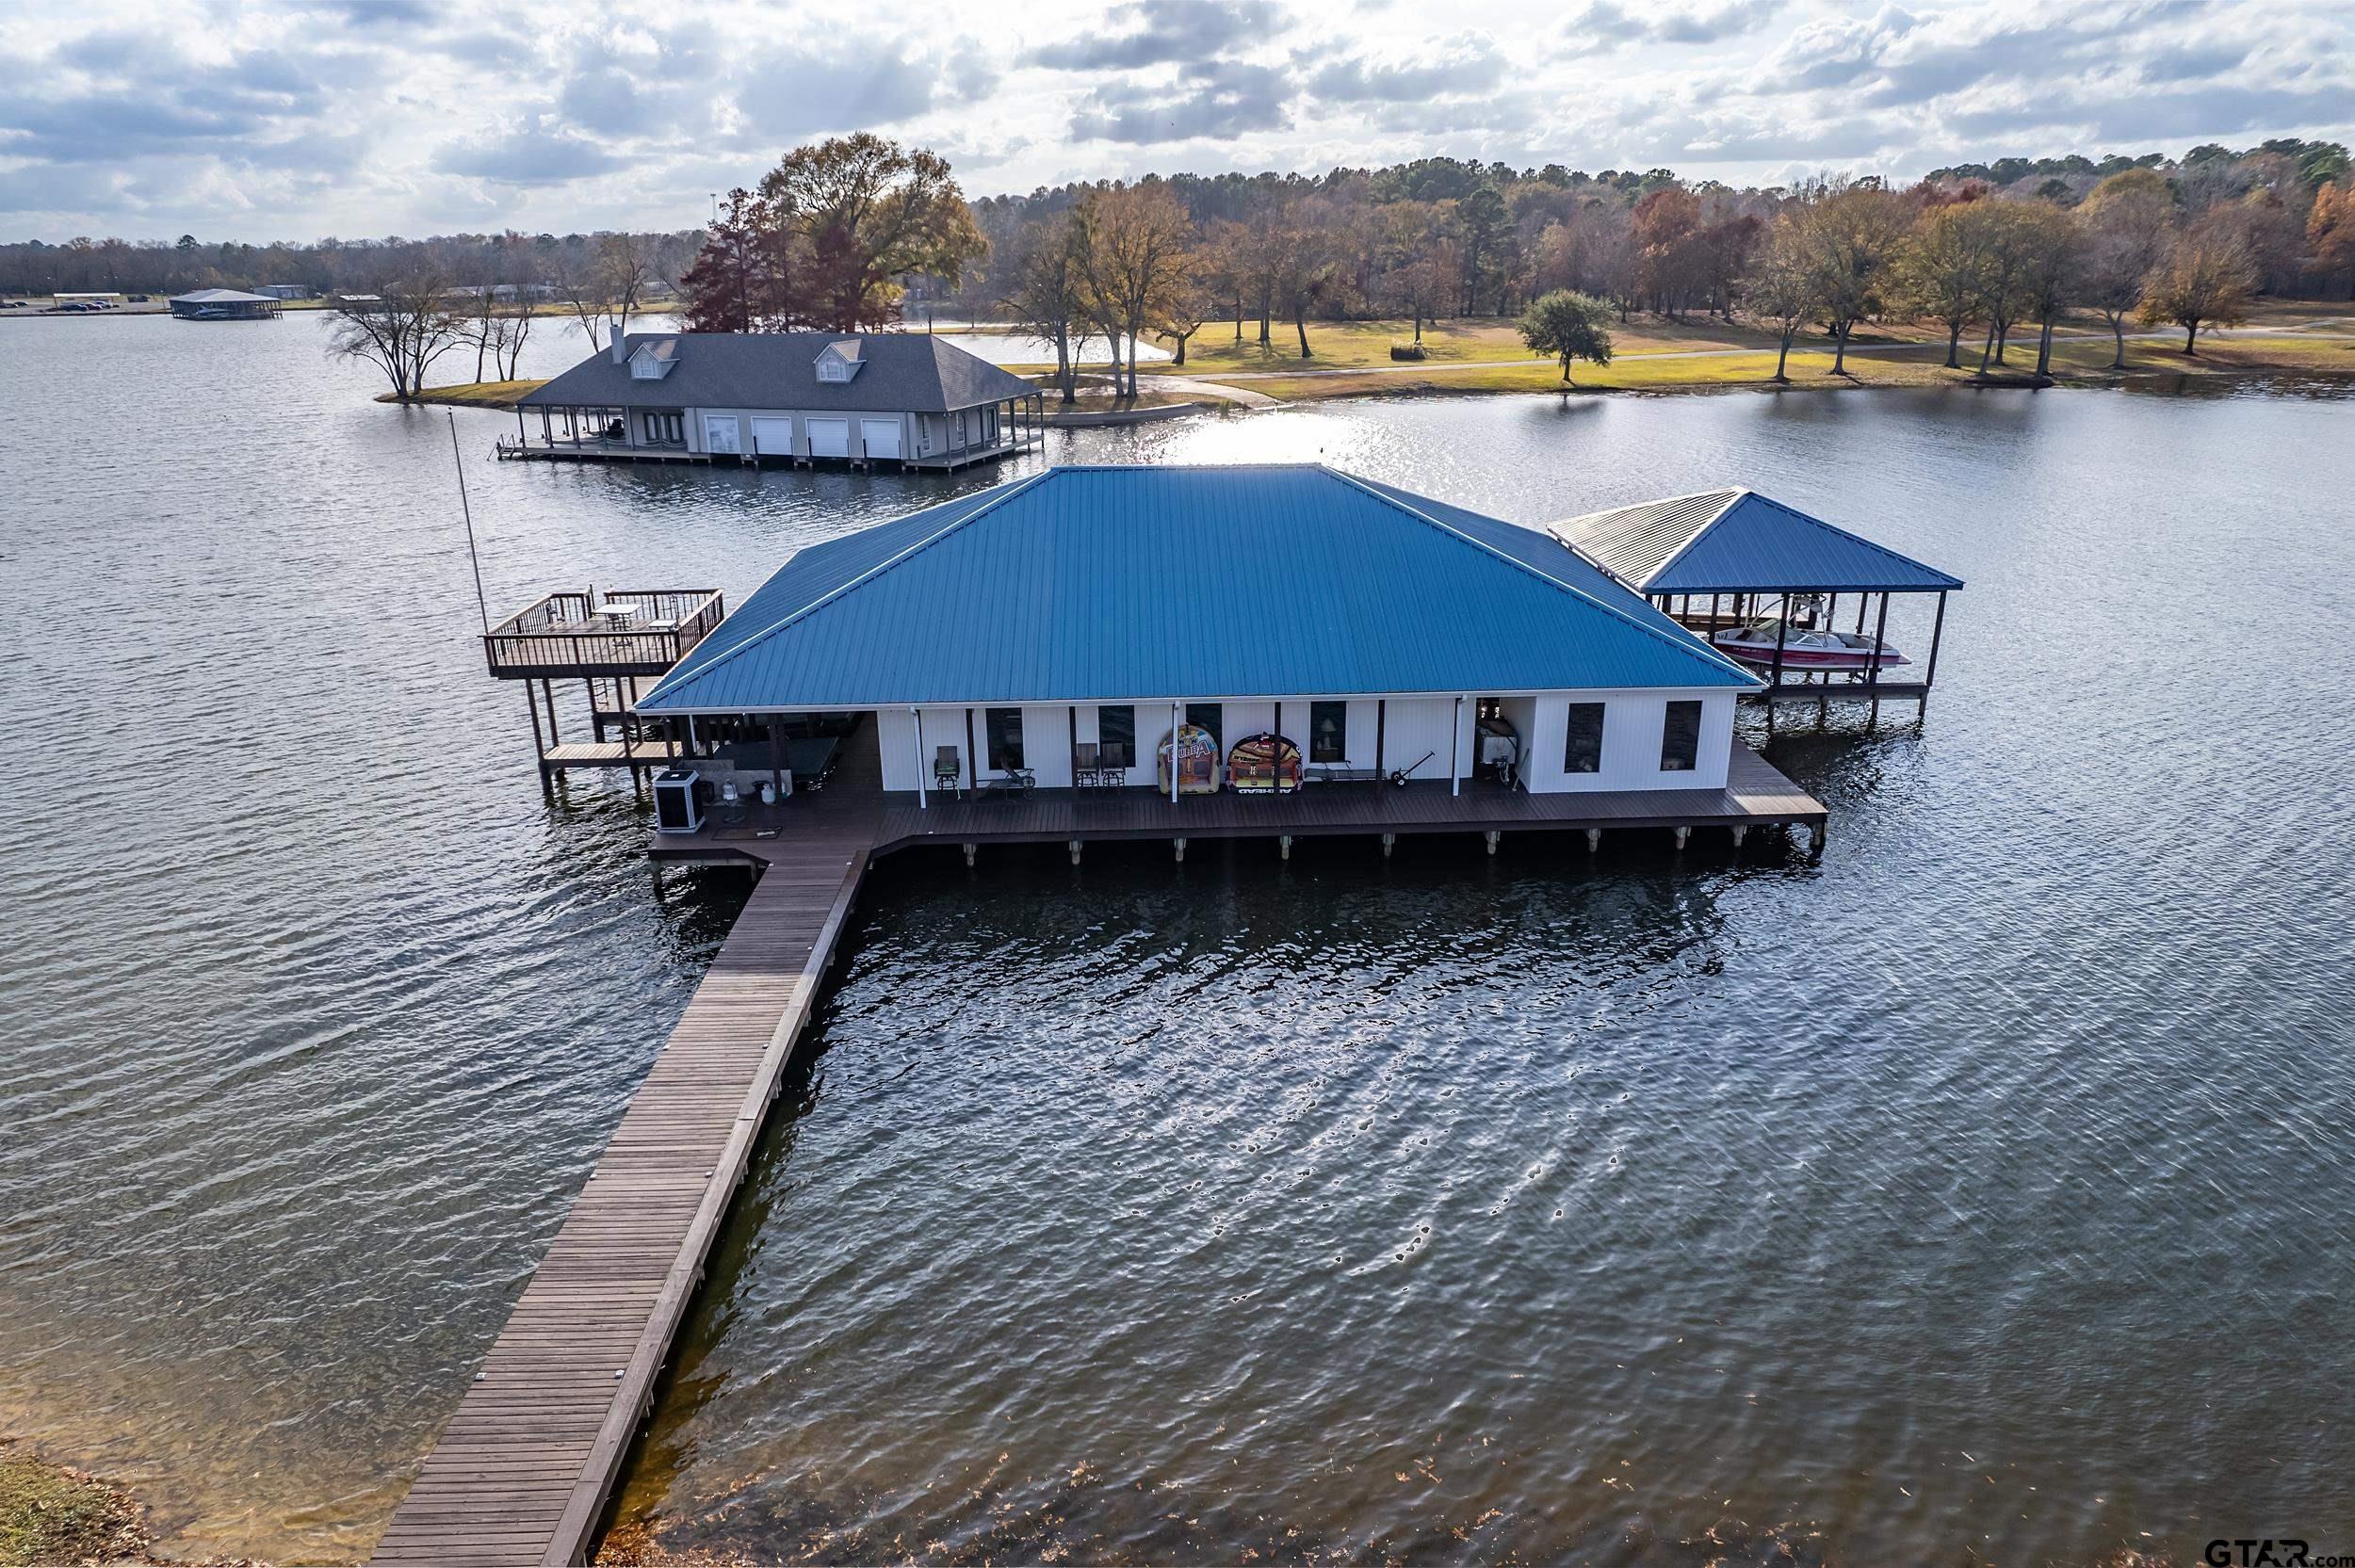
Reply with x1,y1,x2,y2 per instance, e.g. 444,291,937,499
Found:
497,402,705,463
904,392,1050,470
647,713,1828,862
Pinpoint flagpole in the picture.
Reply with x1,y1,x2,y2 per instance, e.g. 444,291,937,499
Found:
448,411,492,635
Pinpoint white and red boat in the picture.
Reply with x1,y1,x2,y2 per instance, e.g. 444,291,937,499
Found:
1712,619,1909,671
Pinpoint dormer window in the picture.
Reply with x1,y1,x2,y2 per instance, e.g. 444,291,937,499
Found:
815,340,864,382
629,339,680,380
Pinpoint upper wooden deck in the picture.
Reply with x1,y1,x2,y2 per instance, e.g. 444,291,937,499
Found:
483,590,724,681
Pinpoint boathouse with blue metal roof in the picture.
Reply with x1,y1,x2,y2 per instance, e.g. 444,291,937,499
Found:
635,464,1766,803
1549,489,1962,703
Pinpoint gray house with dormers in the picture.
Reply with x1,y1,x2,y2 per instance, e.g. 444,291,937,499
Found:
510,331,1047,470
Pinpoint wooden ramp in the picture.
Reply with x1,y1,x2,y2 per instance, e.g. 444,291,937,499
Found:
370,822,874,1565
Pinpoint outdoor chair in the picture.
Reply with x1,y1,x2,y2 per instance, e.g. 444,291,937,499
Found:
933,746,962,795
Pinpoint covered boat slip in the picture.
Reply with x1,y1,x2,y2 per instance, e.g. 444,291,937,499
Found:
1549,488,1964,705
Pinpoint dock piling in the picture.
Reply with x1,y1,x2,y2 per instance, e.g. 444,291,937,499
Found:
1381,832,1396,859
1673,826,1691,850
1279,834,1292,861
962,842,978,867
1068,839,1082,865
1484,830,1500,856
1585,828,1600,853
1174,837,1188,863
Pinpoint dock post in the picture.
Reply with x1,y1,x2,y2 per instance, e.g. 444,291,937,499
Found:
1278,835,1292,861
1808,822,1827,855
1381,832,1395,859
1484,831,1500,856
1068,839,1082,866
1174,837,1187,863
1584,828,1600,853
962,842,977,867
1730,825,1748,849
1673,826,1690,850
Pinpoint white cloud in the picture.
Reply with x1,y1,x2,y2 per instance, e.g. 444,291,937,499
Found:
0,0,2346,239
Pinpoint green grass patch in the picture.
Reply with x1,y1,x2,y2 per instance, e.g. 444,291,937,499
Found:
382,379,548,410
0,1447,148,1566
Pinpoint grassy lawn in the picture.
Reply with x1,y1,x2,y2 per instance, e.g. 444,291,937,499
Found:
383,379,549,409
1160,314,1937,373
1238,332,2355,402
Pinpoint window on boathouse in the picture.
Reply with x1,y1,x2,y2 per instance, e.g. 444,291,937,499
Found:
1660,701,1701,772
1097,705,1136,768
986,707,1026,772
1564,703,1605,773
1187,703,1223,747
1309,702,1346,763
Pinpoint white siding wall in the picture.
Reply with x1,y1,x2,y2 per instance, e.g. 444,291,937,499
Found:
879,689,1737,795
1377,697,1460,782
1512,690,1737,793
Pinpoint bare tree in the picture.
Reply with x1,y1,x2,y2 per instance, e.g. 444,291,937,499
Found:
546,246,613,352
1000,213,1088,405
1077,182,1195,396
2077,169,2174,368
2015,202,2085,378
1899,200,1992,367
327,262,466,399
1793,178,1913,375
2139,213,2258,354
1743,220,1822,381
596,232,657,348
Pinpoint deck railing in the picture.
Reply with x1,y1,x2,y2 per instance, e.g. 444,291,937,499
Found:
483,589,725,676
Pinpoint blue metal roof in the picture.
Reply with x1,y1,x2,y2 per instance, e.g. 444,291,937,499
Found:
1551,489,1963,595
638,465,1758,713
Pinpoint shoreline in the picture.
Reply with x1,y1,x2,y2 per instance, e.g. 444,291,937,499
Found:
391,350,2355,421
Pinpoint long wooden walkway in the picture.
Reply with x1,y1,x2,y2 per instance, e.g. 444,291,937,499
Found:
370,817,876,1565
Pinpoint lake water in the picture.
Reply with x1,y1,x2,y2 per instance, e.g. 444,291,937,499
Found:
2,312,2351,1565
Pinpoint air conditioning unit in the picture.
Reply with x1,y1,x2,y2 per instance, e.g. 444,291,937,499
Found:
653,768,702,832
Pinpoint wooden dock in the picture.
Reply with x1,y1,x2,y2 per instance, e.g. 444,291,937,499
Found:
373,725,1825,1563
370,813,876,1565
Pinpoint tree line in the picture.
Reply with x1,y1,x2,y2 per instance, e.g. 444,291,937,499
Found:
668,136,2354,398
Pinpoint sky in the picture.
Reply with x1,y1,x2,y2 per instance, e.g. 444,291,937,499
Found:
1,0,2348,242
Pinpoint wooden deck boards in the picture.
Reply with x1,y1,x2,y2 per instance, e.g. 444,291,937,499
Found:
866,742,1821,855
369,801,877,1567
660,743,1826,868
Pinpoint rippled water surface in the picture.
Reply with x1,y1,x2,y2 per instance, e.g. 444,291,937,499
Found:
2,313,2351,1564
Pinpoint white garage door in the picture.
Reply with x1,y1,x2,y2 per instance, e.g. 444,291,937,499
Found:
859,418,901,460
807,417,850,459
702,414,740,454
751,416,793,456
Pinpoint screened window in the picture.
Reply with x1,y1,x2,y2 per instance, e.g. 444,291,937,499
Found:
1309,701,1347,763
1097,705,1136,768
1660,701,1701,772
1563,703,1605,774
985,706,1025,772
1187,703,1223,747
